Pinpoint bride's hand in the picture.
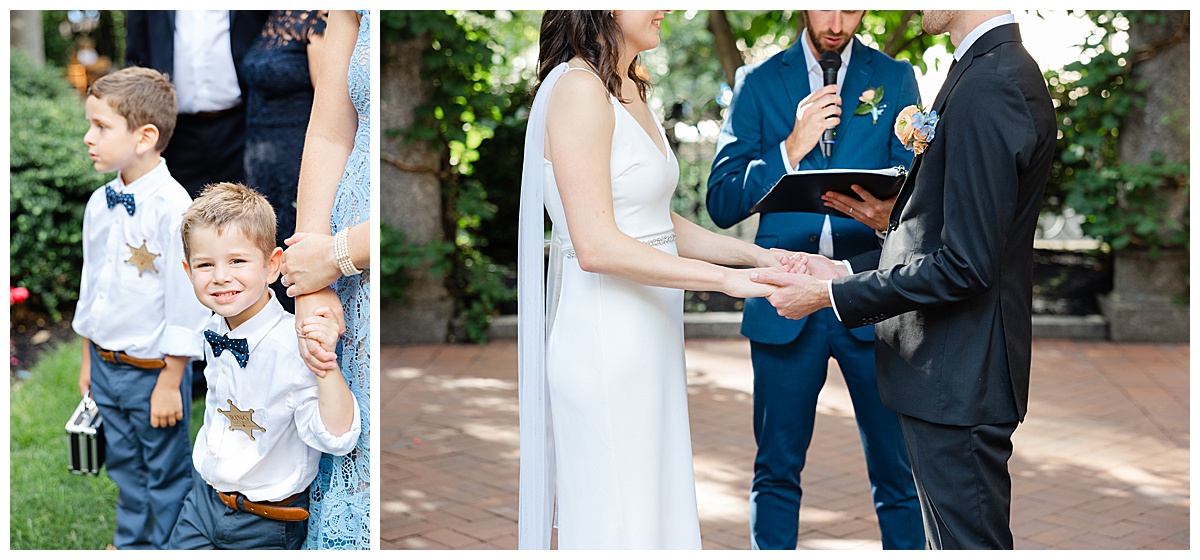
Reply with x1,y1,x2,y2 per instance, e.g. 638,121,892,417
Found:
758,247,797,270
723,268,779,299
782,252,848,280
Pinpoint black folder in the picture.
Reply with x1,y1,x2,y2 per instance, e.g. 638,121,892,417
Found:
750,166,907,216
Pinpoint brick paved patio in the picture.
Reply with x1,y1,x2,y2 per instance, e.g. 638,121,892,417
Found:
379,339,1189,550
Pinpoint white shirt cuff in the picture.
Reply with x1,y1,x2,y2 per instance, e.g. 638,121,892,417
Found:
780,140,798,173
827,280,843,323
159,326,205,360
311,397,362,456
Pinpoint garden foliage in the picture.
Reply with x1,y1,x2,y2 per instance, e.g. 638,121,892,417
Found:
10,51,104,319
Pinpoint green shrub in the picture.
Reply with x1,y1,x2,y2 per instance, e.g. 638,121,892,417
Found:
10,51,111,319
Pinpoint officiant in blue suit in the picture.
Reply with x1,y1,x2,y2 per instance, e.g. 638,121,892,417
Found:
707,10,923,550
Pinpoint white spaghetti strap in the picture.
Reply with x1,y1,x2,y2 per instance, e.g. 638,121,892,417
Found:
563,65,603,81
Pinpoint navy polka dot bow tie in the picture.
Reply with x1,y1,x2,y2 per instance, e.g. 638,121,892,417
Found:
205,329,249,368
105,185,136,216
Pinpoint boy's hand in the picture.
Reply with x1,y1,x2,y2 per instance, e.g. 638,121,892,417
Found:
295,288,343,375
301,307,342,378
304,306,343,359
150,384,183,428
150,355,187,428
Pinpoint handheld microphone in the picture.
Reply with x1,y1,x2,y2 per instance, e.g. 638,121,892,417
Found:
819,50,841,158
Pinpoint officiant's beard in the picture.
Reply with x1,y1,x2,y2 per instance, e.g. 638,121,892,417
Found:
804,16,859,55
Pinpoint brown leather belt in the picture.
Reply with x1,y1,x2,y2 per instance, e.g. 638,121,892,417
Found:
93,343,166,370
216,490,309,522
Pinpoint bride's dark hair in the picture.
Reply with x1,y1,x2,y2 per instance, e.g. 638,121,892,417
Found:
534,10,650,104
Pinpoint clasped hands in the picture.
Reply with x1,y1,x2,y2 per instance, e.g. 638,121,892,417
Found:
750,250,850,320
280,232,346,374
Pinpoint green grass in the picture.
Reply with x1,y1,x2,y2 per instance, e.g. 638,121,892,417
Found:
9,339,205,550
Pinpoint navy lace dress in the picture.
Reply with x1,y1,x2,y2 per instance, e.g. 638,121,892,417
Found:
242,10,328,311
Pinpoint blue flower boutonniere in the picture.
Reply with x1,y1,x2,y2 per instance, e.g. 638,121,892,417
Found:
854,87,887,124
894,104,939,155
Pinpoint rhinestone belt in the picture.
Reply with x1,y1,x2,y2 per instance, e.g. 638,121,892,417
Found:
563,233,676,259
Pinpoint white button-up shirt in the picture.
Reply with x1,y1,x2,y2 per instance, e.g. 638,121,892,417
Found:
173,10,242,114
72,160,209,359
780,29,855,259
194,294,361,502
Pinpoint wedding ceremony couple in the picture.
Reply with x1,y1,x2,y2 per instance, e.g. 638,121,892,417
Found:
516,9,1055,550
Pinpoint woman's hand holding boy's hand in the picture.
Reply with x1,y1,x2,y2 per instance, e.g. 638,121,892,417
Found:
281,232,341,296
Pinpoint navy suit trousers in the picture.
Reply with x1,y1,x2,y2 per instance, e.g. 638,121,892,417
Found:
168,468,309,550
749,308,923,549
88,343,193,550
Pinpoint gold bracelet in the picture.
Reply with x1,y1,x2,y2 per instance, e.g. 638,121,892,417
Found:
335,228,362,276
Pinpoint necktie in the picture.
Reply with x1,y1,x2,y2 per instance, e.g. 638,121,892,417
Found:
105,185,136,216
205,329,249,368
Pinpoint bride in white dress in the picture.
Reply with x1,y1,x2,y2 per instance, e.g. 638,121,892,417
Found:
517,11,792,550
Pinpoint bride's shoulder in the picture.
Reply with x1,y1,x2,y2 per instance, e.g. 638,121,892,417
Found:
547,68,614,120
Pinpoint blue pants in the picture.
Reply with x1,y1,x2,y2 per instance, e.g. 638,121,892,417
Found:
749,308,923,549
169,469,309,549
87,344,192,550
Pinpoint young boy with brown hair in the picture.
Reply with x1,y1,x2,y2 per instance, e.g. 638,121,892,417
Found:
73,66,211,550
168,182,359,549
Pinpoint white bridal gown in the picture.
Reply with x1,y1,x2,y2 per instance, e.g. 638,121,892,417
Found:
540,66,702,549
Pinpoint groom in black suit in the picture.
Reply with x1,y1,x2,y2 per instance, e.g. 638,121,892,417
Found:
752,10,1056,549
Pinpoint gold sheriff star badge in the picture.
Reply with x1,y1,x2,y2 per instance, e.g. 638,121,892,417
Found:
218,400,266,440
125,240,161,276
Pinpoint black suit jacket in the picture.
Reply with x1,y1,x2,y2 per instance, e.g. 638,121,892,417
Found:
125,10,269,100
831,24,1056,426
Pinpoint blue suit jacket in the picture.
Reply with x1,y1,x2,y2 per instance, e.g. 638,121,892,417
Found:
708,38,919,345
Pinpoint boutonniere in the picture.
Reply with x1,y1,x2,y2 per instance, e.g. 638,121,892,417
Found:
894,104,939,155
854,87,887,124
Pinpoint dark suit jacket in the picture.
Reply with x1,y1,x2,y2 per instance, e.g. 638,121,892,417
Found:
125,10,269,100
831,24,1056,426
707,38,920,345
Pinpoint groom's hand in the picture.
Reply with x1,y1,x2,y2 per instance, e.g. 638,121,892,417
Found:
750,270,832,320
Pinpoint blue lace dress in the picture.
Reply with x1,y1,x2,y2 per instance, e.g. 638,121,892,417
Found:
242,10,328,312
304,9,371,550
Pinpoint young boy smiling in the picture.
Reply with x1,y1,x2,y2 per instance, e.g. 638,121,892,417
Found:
73,66,211,550
169,182,359,549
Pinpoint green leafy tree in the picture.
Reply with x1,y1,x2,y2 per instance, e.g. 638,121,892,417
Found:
1044,10,1189,257
381,10,532,342
10,51,100,318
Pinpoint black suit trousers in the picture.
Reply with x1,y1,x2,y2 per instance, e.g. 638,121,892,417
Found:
898,414,1018,549
165,108,247,198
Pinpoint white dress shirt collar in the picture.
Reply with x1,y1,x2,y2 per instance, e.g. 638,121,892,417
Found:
801,29,854,87
955,13,1017,61
206,291,286,354
116,157,168,196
